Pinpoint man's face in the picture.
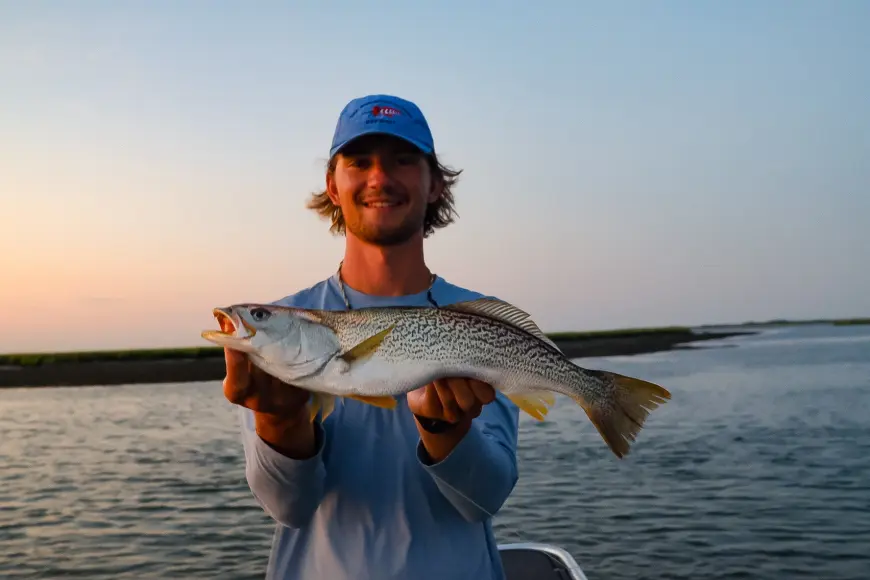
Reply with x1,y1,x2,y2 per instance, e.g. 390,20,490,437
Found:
326,134,440,246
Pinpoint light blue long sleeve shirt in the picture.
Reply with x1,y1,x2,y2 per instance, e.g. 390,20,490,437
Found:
237,273,520,580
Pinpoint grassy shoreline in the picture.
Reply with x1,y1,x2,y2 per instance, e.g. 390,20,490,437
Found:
0,325,706,367
698,317,870,328
5,315,868,368
0,326,755,389
3,317,864,388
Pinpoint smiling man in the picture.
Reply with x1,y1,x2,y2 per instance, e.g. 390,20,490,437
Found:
222,94,520,580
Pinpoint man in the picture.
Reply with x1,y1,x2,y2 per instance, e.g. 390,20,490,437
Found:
221,94,520,580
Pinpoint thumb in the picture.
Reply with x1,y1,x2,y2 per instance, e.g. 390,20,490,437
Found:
218,315,247,384
223,347,249,383
219,317,252,401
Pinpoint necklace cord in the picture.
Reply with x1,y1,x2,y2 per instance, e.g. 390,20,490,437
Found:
336,261,439,310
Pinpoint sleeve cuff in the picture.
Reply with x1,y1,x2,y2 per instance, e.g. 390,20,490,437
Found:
416,421,490,487
249,419,327,482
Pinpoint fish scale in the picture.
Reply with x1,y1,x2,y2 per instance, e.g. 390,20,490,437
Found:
201,297,673,458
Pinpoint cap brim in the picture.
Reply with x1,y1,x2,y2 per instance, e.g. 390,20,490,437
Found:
330,127,433,158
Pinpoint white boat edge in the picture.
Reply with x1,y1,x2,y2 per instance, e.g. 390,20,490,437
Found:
498,542,589,580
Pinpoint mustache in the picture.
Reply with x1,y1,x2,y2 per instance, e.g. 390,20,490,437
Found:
356,187,408,204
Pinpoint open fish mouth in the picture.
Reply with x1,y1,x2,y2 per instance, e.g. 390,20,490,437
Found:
202,307,256,341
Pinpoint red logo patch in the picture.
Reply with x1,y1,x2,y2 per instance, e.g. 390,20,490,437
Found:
372,106,400,117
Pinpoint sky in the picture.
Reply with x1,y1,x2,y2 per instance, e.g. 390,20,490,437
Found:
2,1,869,353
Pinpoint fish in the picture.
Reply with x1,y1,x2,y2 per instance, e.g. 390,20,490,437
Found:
201,297,671,458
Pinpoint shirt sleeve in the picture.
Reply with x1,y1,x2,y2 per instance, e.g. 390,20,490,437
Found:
416,393,520,522
238,406,328,528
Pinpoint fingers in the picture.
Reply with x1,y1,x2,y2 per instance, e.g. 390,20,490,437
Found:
224,348,249,381
408,378,500,425
222,342,307,416
411,383,445,420
222,348,251,406
430,378,493,422
426,384,444,418
451,378,478,414
432,380,457,422
468,379,496,405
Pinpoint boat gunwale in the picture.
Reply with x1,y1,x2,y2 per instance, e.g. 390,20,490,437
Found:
498,542,589,580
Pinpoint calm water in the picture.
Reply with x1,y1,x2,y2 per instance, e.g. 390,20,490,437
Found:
1,324,869,579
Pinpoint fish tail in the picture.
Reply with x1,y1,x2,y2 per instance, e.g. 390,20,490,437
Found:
570,369,671,458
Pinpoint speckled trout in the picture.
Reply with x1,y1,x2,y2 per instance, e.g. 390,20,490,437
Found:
201,297,671,457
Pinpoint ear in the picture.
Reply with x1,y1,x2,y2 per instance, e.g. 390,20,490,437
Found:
326,166,341,206
427,173,443,204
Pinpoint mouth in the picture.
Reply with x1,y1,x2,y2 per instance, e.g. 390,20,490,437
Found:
201,307,257,344
361,198,405,209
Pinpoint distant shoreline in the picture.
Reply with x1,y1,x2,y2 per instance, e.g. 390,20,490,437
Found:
698,317,870,328
0,328,754,389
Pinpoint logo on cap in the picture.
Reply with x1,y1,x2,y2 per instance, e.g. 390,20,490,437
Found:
372,105,400,117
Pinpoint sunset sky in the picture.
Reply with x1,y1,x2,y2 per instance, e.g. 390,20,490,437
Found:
3,1,869,354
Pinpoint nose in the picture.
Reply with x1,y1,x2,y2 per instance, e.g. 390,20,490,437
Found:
365,158,392,189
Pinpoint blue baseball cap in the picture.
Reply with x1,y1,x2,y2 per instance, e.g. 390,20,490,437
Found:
329,94,435,159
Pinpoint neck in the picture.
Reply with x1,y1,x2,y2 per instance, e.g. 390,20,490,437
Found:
339,233,433,296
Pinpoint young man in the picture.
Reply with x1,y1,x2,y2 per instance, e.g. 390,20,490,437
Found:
222,94,520,580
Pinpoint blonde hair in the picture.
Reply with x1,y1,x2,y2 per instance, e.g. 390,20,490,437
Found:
306,153,462,238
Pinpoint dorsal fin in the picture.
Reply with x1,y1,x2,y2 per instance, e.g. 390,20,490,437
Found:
444,298,562,352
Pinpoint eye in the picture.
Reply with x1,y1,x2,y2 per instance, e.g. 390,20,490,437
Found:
347,156,371,169
250,307,271,321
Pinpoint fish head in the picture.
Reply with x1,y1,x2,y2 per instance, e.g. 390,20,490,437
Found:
202,304,300,353
201,304,338,368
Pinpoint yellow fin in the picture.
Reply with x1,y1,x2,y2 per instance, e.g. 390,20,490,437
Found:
445,298,561,352
308,394,321,423
507,392,556,421
573,370,671,459
347,394,398,410
308,393,337,422
340,324,396,363
320,394,336,419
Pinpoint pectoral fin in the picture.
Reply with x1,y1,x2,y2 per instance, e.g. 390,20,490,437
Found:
347,394,398,410
330,324,401,412
507,392,556,421
340,324,396,364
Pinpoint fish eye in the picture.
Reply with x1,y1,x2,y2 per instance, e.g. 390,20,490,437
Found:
250,307,271,321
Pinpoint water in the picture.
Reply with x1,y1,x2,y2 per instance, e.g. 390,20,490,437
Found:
1,324,869,579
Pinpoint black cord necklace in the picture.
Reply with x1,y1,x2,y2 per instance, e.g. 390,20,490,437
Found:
335,261,440,310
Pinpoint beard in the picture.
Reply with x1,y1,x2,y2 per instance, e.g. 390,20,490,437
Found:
350,217,423,246
343,187,427,246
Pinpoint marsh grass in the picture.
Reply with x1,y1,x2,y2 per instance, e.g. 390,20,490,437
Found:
4,319,864,367
1,327,694,367
0,347,224,367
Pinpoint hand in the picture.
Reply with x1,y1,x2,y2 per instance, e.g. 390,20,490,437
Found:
219,316,317,459
222,349,310,418
219,315,310,420
407,378,496,425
